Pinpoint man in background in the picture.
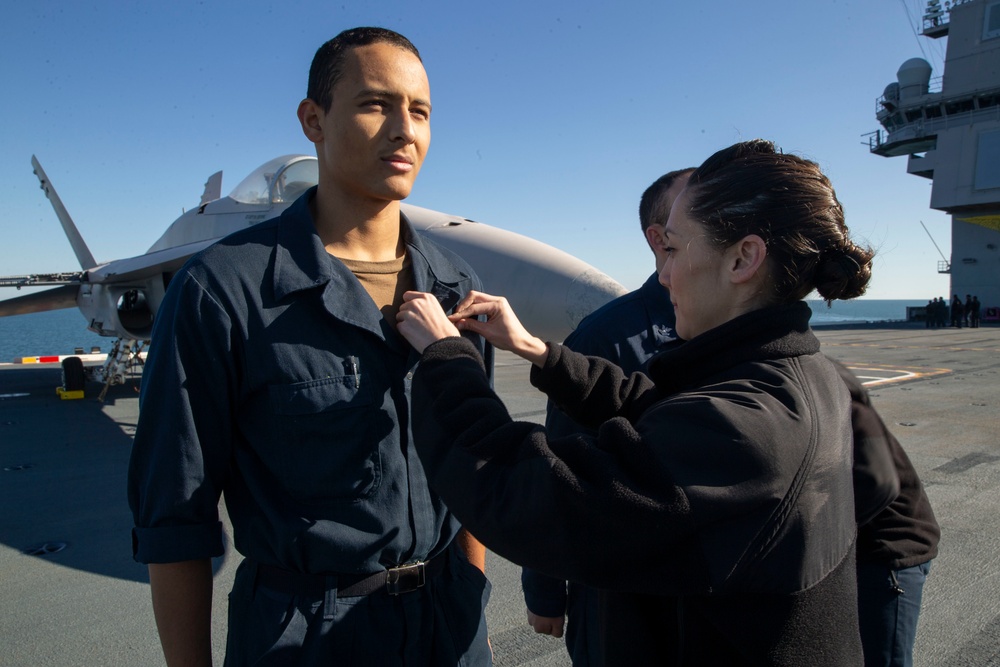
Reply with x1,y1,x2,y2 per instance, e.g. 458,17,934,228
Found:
520,168,692,665
841,359,940,667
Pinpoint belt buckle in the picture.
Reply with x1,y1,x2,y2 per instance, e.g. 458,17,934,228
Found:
385,561,426,595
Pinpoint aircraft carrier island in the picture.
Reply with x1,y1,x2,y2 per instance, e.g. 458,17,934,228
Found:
867,0,1000,313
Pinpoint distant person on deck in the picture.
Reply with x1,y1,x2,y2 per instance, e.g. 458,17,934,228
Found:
951,294,964,328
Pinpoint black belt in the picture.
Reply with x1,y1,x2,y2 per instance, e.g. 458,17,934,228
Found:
254,554,446,597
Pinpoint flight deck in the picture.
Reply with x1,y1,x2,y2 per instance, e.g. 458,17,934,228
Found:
1,322,999,666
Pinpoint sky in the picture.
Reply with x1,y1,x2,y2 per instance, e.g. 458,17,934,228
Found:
0,0,955,301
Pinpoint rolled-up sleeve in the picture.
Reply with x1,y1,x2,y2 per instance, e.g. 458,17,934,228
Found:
128,271,236,563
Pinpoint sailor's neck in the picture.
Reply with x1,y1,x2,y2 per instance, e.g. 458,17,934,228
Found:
310,192,405,262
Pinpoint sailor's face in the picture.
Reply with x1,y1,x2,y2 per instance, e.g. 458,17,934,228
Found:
649,173,691,274
658,188,731,340
317,42,431,203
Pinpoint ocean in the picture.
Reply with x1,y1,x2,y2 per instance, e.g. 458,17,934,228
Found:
0,300,925,364
0,309,109,363
805,299,924,326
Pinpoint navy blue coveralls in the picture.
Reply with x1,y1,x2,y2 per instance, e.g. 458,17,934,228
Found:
521,272,676,665
128,188,493,665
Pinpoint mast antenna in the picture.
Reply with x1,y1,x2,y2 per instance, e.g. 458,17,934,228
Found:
920,220,951,273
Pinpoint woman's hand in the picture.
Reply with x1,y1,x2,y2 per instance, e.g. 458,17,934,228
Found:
397,292,462,353
449,291,549,366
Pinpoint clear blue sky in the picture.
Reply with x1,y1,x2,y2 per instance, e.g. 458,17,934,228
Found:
1,0,953,300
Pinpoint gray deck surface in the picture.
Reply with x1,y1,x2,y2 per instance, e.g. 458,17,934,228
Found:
1,323,998,665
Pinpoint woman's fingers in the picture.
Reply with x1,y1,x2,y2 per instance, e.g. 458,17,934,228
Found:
399,290,547,365
397,292,460,353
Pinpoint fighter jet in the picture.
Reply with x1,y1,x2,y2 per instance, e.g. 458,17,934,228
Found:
0,154,626,390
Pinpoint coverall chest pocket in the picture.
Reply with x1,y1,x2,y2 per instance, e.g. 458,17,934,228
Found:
267,376,380,504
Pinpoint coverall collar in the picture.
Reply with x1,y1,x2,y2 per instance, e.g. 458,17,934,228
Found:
272,187,470,339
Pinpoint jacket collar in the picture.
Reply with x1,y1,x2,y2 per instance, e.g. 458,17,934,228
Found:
648,301,818,395
272,188,332,301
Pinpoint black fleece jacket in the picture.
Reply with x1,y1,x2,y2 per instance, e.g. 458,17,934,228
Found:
412,302,863,665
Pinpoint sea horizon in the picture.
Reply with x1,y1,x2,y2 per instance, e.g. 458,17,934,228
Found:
805,298,924,326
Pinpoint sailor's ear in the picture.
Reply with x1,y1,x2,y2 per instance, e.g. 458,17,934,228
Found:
298,99,324,143
644,224,666,252
728,234,768,284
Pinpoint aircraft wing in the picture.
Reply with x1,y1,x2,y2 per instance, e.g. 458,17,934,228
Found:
0,238,213,309
85,239,216,284
0,284,80,317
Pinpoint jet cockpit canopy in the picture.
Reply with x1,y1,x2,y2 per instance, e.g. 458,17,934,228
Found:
229,154,318,205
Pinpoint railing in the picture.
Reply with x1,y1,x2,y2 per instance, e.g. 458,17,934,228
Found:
867,92,1000,151
863,130,885,151
923,9,948,33
0,273,82,288
875,77,944,114
923,0,976,34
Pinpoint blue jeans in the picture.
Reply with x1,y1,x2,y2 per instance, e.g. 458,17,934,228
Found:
857,560,932,667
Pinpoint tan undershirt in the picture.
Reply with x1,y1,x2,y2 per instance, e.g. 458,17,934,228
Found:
337,254,414,329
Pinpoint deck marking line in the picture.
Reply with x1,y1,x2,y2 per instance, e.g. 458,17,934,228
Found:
844,365,951,387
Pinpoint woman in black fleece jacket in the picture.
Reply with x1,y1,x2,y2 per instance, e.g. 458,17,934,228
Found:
398,140,876,666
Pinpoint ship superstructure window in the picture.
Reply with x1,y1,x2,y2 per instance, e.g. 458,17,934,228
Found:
984,1,1000,40
979,94,1000,109
974,129,1000,190
945,99,976,114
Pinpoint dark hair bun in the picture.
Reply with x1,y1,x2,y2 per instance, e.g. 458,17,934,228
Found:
689,139,876,304
815,241,874,301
